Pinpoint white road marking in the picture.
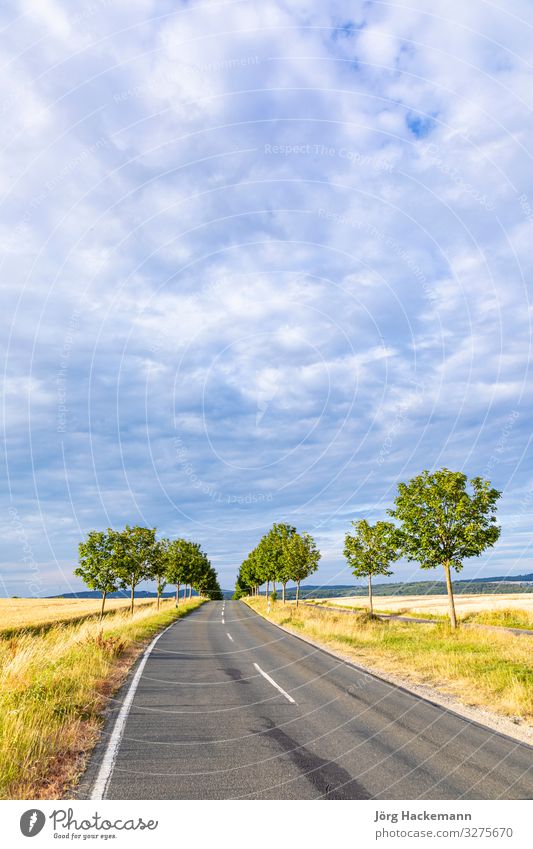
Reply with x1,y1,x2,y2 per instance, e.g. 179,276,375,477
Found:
90,620,178,800
226,632,234,641
221,618,225,624
253,662,296,704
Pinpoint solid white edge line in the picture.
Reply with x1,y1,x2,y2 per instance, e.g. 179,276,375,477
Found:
253,662,296,704
226,632,234,641
91,619,178,800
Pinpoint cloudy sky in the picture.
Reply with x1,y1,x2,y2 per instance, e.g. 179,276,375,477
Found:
1,0,532,595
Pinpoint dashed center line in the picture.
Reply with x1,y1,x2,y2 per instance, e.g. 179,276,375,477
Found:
226,632,234,642
253,662,296,704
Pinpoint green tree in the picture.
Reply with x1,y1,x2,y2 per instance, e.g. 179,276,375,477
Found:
165,538,191,606
343,520,399,615
112,525,157,614
75,529,118,619
284,531,321,606
150,538,170,609
389,469,501,629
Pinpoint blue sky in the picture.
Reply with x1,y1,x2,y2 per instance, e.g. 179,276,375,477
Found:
1,0,532,595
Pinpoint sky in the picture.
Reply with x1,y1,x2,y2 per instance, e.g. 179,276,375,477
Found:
1,0,532,596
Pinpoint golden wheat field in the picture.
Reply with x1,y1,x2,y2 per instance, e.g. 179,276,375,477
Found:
0,597,203,799
0,596,157,632
314,592,533,618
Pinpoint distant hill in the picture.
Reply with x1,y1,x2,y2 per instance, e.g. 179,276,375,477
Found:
52,576,532,602
52,588,235,600
468,573,533,583
281,576,533,600
51,590,198,599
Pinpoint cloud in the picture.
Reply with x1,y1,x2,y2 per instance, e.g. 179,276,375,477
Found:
1,0,532,593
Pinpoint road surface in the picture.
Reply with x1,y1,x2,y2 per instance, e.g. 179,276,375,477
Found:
79,600,532,799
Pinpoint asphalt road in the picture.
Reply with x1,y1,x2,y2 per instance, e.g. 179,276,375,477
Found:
79,600,532,800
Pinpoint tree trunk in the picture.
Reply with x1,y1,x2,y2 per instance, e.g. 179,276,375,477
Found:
175,582,180,607
188,584,192,599
282,582,286,604
157,584,161,610
266,579,269,599
368,574,373,616
296,580,300,607
443,561,457,629
100,590,107,621
130,581,135,615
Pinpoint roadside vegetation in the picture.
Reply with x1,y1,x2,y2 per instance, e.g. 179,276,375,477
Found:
0,598,203,800
234,522,320,604
236,468,503,630
76,525,222,614
307,597,533,629
0,597,157,636
246,597,533,723
462,608,533,631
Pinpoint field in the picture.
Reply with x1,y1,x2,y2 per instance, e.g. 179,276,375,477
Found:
247,597,533,724
0,597,203,799
311,592,533,625
0,597,158,633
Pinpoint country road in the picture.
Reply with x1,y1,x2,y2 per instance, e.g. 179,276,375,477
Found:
79,601,532,800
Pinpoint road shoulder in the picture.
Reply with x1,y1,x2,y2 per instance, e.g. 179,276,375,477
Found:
244,600,533,748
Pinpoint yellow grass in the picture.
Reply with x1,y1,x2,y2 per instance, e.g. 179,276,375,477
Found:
0,597,203,799
314,592,533,619
247,598,533,724
0,596,158,632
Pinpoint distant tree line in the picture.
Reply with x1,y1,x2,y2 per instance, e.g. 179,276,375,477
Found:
236,469,501,629
234,523,320,606
75,525,222,618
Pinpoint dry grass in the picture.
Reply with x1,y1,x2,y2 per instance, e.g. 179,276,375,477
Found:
0,598,203,799
313,592,533,618
247,598,533,724
0,597,158,633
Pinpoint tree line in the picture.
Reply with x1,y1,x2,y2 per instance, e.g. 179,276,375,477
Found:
74,524,222,618
234,523,321,605
235,469,502,629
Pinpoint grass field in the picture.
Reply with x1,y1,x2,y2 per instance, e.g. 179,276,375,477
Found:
0,597,203,799
0,597,158,634
311,593,533,629
247,598,533,724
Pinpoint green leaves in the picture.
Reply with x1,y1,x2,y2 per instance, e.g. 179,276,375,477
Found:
389,468,501,573
235,524,320,595
344,519,400,580
111,525,157,586
75,530,119,595
75,528,222,605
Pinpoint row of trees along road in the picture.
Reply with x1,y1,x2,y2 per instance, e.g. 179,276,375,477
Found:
344,469,501,629
75,525,222,618
234,523,321,606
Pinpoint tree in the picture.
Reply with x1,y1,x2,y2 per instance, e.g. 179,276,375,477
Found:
389,469,501,629
165,538,191,606
150,538,170,609
256,534,277,598
284,531,321,606
112,525,157,614
75,529,118,619
270,523,297,603
344,520,399,615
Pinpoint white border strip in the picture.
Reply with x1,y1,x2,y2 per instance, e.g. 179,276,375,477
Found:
253,662,296,704
91,620,177,800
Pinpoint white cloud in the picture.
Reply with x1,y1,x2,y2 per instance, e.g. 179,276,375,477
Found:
1,0,532,592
